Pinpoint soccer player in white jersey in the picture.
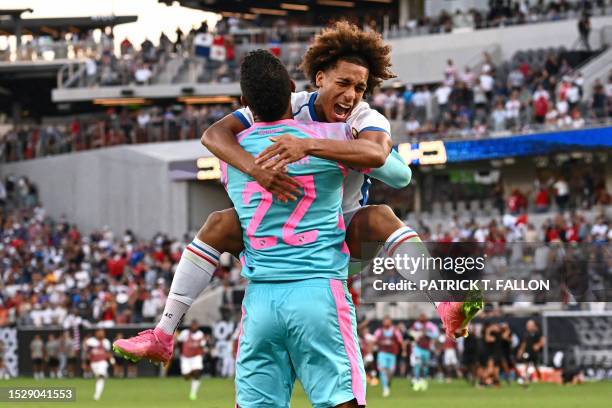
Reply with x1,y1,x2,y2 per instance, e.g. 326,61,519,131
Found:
177,320,206,401
86,329,112,401
114,21,481,366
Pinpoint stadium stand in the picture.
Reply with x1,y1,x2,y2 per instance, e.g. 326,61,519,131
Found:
373,50,612,142
0,104,233,162
2,47,610,162
0,176,243,330
42,2,612,90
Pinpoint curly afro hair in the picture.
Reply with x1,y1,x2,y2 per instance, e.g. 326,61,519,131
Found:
300,20,396,96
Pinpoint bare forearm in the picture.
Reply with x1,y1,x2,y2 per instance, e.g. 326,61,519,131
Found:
202,114,301,201
305,138,387,168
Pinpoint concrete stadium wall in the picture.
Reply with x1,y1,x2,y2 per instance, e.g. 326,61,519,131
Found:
187,181,232,232
387,15,612,84
0,146,193,239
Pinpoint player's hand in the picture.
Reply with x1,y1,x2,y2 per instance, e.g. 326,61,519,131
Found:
255,134,309,171
249,164,301,203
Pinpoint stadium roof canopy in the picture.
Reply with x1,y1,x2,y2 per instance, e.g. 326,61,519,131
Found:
0,13,137,36
160,0,396,18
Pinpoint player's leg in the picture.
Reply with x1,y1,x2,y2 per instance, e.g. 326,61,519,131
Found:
92,362,108,401
114,209,244,364
376,353,390,397
189,369,202,401
188,355,204,400
345,204,483,338
421,349,431,390
236,282,295,408
500,358,510,384
157,208,243,334
287,279,366,408
388,355,397,388
93,375,105,401
533,358,542,381
411,348,422,390
180,357,191,397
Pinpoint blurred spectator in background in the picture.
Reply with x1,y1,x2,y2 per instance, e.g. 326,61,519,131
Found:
553,177,570,212
577,12,591,50
30,335,45,380
517,320,545,384
46,333,61,378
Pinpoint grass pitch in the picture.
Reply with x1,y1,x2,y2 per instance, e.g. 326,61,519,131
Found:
2,377,611,408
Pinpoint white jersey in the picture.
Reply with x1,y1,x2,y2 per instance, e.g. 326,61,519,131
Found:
234,91,391,215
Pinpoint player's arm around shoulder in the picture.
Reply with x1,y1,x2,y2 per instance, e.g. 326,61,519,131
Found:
201,113,300,202
255,124,388,169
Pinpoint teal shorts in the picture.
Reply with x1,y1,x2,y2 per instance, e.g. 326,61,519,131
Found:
412,345,431,366
377,351,397,371
235,278,366,408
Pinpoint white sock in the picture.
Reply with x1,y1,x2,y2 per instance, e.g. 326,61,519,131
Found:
94,378,105,400
156,298,191,336
384,226,449,305
156,238,219,335
190,379,201,395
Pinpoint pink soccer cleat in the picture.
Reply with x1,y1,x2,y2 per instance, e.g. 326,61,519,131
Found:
437,291,483,340
112,329,173,365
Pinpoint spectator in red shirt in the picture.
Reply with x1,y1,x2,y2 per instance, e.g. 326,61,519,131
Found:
534,188,550,213
533,92,549,124
507,189,527,215
106,252,127,279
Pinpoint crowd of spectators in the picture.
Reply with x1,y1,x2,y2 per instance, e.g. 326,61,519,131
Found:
371,163,610,221
0,104,233,163
394,0,610,37
0,176,245,330
370,54,612,141
410,209,611,248
3,54,611,163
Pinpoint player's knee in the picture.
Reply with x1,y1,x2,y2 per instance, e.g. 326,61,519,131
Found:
197,209,240,241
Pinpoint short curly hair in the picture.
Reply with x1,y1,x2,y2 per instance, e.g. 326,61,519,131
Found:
300,21,395,95
240,49,291,122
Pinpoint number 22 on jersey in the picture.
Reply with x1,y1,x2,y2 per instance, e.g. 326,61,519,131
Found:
242,175,318,250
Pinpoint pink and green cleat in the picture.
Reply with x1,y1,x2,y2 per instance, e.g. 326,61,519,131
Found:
112,329,173,365
437,291,484,339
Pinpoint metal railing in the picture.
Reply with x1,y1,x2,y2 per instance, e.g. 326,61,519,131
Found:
56,61,87,89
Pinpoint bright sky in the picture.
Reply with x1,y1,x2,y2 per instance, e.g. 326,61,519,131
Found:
0,0,220,46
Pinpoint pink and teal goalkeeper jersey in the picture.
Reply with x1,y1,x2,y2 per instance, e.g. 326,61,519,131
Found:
222,119,352,282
